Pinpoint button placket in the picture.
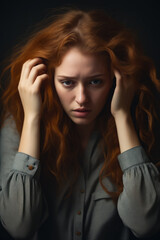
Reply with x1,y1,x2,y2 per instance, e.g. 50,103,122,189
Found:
80,189,85,194
74,174,85,240
76,231,82,236
77,211,81,215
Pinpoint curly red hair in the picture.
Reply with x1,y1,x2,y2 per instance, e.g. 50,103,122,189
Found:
1,9,160,199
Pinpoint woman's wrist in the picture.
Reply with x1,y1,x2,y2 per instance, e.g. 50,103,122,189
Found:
23,113,41,126
18,114,41,159
112,110,131,122
114,111,140,153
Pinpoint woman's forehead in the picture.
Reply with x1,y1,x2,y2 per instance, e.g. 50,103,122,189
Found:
55,47,109,74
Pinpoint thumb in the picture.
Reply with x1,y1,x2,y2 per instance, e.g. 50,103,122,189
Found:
114,69,123,88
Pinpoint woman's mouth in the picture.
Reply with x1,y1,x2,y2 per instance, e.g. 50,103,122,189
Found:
72,108,91,117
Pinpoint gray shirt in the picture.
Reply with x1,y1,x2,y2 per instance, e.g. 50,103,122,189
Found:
0,117,160,240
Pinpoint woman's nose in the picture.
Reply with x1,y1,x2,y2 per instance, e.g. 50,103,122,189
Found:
75,85,88,106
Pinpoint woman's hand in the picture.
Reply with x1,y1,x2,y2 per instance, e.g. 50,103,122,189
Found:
18,58,48,158
18,58,48,119
111,70,140,152
111,69,136,119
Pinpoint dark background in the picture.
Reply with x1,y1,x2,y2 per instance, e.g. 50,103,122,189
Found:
1,0,160,77
0,0,160,239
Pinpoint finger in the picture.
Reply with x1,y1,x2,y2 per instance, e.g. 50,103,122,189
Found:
28,63,47,84
20,58,43,81
114,69,121,79
113,69,123,88
33,73,49,92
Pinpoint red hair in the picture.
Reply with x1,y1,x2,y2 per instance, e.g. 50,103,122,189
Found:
1,9,160,199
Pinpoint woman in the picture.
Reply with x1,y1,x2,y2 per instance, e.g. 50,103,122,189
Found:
0,9,160,240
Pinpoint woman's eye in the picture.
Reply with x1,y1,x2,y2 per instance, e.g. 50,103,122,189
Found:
61,80,73,87
90,79,102,85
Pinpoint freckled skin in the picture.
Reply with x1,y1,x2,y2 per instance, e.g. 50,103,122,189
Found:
54,47,112,128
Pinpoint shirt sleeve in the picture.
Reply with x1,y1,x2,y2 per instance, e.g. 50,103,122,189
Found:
117,146,160,238
0,116,48,239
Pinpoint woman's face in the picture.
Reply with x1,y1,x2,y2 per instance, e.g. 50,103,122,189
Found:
54,47,112,127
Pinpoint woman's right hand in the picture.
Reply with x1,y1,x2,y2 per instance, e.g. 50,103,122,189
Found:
18,58,48,119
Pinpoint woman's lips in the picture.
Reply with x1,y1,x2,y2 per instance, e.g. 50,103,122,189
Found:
72,108,91,117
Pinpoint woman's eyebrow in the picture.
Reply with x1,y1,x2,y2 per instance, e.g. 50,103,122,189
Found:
57,74,105,79
57,75,76,80
86,74,106,79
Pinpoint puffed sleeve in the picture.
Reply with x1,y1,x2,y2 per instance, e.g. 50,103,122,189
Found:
0,117,48,239
117,146,160,238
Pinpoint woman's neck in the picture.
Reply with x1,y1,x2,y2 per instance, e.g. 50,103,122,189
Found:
76,122,96,150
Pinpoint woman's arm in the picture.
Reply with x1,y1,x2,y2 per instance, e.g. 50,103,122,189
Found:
0,58,49,239
111,70,140,153
111,70,160,237
114,113,140,153
0,117,48,239
18,58,48,158
117,146,160,237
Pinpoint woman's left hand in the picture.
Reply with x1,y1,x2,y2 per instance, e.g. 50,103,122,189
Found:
111,70,136,119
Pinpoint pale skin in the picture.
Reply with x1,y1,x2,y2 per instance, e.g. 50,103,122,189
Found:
54,48,112,148
18,58,48,159
18,47,140,159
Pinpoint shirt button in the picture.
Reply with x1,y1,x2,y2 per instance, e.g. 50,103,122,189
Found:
76,231,81,236
80,189,85,193
77,211,81,215
28,165,34,170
